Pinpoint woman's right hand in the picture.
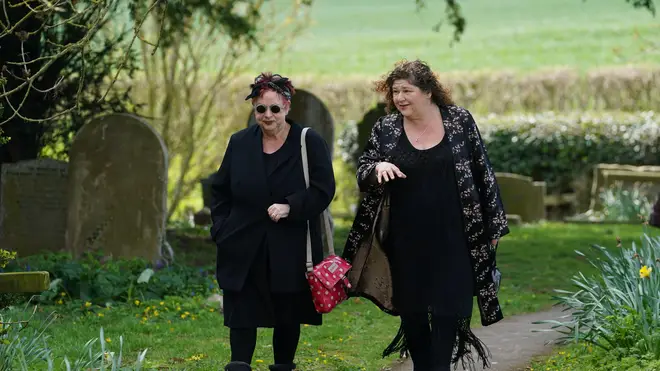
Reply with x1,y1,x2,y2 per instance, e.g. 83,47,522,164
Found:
375,162,406,183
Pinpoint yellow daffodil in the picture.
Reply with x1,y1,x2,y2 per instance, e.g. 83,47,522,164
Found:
84,302,91,308
640,265,653,279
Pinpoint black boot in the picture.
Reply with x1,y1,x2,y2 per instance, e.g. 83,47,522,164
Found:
224,361,252,371
268,363,296,371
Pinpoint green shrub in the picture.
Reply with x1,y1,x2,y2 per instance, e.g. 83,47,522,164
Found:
478,111,660,194
535,230,660,358
0,249,23,310
0,252,219,306
340,110,660,196
0,249,17,269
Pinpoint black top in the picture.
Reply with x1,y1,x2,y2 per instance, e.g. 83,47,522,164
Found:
385,130,474,316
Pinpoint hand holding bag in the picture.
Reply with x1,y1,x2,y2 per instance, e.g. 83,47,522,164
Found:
301,127,352,314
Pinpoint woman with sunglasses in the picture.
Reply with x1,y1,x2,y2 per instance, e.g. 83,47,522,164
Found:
210,72,336,371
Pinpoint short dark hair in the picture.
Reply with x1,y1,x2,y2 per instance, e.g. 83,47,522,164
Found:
247,72,296,102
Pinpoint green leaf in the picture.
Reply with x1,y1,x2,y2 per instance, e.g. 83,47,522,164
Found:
137,268,155,284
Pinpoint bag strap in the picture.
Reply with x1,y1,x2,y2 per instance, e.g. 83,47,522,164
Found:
301,128,334,273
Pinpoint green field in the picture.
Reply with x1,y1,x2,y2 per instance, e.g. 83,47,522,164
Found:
262,0,659,77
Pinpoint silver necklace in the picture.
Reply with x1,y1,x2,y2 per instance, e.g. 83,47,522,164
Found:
415,125,430,144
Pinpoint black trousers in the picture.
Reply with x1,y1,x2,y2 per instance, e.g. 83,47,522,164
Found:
401,313,457,371
230,325,300,365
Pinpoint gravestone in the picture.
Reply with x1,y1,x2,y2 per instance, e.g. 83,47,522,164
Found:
0,159,69,256
589,163,660,211
651,193,660,228
354,102,387,167
65,113,168,262
495,172,547,222
247,88,335,155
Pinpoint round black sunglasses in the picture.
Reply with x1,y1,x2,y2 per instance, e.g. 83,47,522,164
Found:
254,104,282,114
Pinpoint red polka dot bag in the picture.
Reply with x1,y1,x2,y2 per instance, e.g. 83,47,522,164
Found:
301,128,352,314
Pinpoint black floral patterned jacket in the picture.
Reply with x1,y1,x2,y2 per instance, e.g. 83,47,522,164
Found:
342,105,509,328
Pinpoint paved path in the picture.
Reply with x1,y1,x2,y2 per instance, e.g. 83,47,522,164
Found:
389,306,570,371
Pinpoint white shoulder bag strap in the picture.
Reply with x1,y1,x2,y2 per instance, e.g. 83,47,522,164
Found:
301,127,335,273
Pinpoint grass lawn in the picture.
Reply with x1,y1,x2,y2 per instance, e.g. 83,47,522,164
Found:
263,0,659,77
5,222,657,370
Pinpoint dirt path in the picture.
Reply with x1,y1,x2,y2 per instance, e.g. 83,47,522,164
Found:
389,306,570,371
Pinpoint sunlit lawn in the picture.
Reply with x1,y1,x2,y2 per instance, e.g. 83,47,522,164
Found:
6,221,656,370
265,0,659,77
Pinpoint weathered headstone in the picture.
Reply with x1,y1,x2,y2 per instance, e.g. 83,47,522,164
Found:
651,193,660,228
65,113,168,262
0,159,69,256
247,88,335,155
495,172,547,222
355,102,387,167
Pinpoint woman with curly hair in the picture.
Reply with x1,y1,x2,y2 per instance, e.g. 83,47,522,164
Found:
210,72,335,371
343,60,509,371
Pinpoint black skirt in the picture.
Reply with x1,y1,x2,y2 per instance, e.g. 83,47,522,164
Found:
223,239,322,328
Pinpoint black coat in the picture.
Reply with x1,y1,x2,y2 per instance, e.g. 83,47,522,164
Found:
209,121,335,293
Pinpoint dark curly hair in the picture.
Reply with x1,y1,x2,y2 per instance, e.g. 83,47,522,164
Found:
374,59,454,113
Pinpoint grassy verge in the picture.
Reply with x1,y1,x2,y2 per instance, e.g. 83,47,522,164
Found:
4,222,652,370
529,343,660,371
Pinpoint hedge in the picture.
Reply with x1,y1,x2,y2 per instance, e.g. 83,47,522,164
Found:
478,111,660,193
339,110,660,200
283,66,660,122
124,65,660,131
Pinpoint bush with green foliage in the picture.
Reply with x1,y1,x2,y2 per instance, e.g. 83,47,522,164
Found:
340,110,660,195
0,249,21,309
0,252,219,306
479,111,660,193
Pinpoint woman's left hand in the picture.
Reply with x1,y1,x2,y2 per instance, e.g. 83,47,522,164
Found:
268,203,290,222
491,239,498,246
